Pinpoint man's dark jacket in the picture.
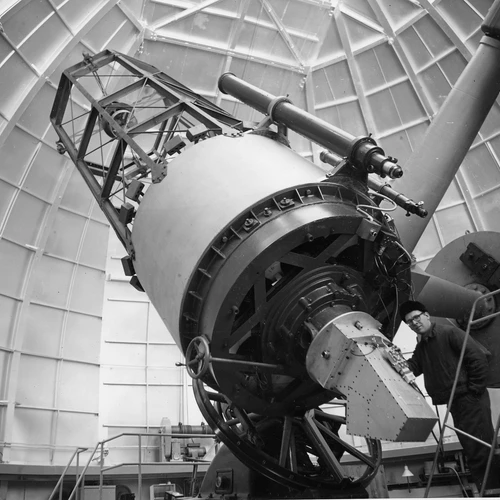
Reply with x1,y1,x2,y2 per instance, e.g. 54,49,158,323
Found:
407,323,489,405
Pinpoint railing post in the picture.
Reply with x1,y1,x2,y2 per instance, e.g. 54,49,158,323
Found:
76,451,80,500
53,431,215,500
81,453,86,500
138,434,142,500
59,473,63,500
99,442,104,500
191,463,199,497
48,448,88,500
424,289,500,497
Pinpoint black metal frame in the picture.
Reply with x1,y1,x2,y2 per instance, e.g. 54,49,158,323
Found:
50,50,243,254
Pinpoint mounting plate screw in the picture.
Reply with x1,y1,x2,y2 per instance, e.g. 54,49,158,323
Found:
243,218,258,232
321,350,330,359
279,197,294,208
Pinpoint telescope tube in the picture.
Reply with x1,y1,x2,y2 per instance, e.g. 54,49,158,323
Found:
218,73,402,179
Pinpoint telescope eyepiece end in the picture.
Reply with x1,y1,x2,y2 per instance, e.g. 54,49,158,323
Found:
218,72,236,94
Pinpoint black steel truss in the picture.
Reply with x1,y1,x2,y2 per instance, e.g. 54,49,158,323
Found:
50,49,244,254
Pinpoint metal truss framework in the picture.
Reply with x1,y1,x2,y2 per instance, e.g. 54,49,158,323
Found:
50,50,244,256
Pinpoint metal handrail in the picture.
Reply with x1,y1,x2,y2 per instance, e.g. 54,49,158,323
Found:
481,404,500,496
96,432,215,500
67,443,103,500
57,431,215,500
47,447,88,500
424,288,500,497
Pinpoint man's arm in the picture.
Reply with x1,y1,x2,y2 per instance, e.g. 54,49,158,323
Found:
448,327,489,396
407,351,422,377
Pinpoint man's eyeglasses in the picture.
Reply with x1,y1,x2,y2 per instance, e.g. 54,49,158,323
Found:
406,312,424,325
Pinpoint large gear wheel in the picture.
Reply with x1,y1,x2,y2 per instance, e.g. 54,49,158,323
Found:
193,378,382,492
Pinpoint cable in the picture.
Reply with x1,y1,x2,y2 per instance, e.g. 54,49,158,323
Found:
388,246,413,272
378,291,390,319
393,240,413,266
444,466,469,497
398,278,415,298
356,193,398,231
391,284,400,334
351,345,377,356
367,190,399,211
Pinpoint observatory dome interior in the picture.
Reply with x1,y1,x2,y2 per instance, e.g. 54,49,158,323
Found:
0,0,499,492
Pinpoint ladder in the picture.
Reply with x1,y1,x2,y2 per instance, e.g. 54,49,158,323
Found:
424,289,500,497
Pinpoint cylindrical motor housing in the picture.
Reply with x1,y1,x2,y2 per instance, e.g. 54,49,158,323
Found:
132,133,332,347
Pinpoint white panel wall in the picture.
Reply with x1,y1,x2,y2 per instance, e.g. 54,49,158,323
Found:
99,231,205,464
0,0,143,465
0,59,110,464
0,163,109,464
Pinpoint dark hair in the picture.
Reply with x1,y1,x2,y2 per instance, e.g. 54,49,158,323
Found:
399,300,428,320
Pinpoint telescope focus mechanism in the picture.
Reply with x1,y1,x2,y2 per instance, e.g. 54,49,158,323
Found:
218,72,403,180
320,150,428,218
50,50,438,497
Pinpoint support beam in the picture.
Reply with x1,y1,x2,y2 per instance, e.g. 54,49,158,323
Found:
333,9,378,135
367,0,435,119
151,0,222,30
215,0,252,107
144,29,306,73
261,0,305,68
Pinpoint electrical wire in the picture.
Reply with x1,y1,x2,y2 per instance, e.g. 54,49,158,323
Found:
391,284,400,334
393,240,413,266
378,291,390,319
388,247,411,271
358,194,397,216
398,278,415,298
444,465,469,497
366,190,399,211
350,345,377,356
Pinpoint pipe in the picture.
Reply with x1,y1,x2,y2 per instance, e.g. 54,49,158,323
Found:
218,73,402,179
392,7,500,251
411,267,485,319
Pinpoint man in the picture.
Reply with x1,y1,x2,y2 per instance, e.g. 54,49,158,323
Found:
399,300,499,492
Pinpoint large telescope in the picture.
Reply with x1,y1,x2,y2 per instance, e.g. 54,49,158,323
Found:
49,5,500,492
218,72,403,181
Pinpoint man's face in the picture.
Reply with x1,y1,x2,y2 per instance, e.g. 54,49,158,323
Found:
404,309,432,336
